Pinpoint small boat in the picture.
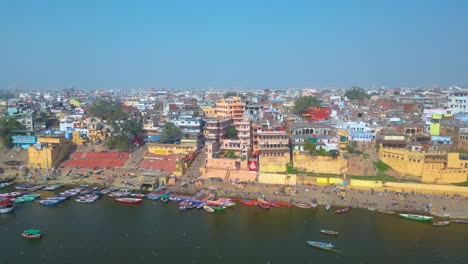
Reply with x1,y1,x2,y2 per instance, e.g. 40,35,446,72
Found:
306,241,335,250
320,230,339,236
293,202,313,209
399,214,433,222
196,203,204,209
259,203,270,209
203,205,215,213
325,204,331,211
452,219,468,224
223,202,236,208
22,229,42,239
115,198,142,204
39,199,60,206
335,207,351,214
130,193,146,198
212,206,226,212
377,209,396,215
433,221,450,226
0,198,14,213
368,207,376,212
311,203,318,208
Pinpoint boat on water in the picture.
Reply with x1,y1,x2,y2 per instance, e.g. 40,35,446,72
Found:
335,207,351,214
75,194,99,203
452,219,468,224
212,206,226,212
223,202,236,208
368,207,376,211
293,202,313,209
160,194,169,203
399,214,433,222
259,203,270,209
320,230,339,236
0,198,14,213
377,209,396,215
115,198,142,204
196,203,204,209
203,205,215,213
130,193,146,198
325,204,331,211
43,184,65,191
433,221,450,226
22,229,42,240
39,199,60,206
306,241,335,250
14,194,41,203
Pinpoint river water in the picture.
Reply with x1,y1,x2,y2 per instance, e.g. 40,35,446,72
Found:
1,191,467,264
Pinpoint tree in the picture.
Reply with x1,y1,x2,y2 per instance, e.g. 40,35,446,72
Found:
226,126,238,139
89,99,125,121
160,122,182,143
105,135,131,151
223,92,244,99
226,150,236,158
303,140,317,154
0,117,26,148
344,87,370,100
293,96,321,114
111,118,142,138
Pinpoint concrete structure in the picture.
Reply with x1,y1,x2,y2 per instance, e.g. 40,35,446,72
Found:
147,143,196,155
378,146,468,184
172,117,202,139
28,134,71,169
448,89,468,114
203,118,232,143
215,96,245,122
258,130,290,173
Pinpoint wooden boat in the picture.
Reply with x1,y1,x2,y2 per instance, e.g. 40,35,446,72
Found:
399,214,433,222
203,205,215,213
377,209,396,215
320,230,339,236
368,207,376,212
223,202,236,208
259,203,270,209
0,198,14,213
335,207,351,214
433,221,450,226
212,206,226,212
115,198,142,204
39,199,60,206
22,229,42,239
325,204,331,211
293,202,312,209
306,241,335,250
130,193,146,198
196,203,204,209
452,219,468,224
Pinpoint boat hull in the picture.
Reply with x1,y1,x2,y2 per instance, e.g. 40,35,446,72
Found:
399,214,433,222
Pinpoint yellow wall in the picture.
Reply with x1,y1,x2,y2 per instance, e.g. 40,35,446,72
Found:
259,154,290,173
293,150,346,174
28,140,70,169
147,143,196,155
378,146,468,184
258,173,297,185
350,179,384,188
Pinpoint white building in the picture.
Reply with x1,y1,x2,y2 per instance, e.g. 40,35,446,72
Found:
448,89,468,114
59,118,74,132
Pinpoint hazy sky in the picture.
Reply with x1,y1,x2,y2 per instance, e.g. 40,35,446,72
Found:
1,0,467,90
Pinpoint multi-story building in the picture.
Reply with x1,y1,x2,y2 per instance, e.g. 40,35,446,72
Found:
172,117,202,140
59,117,74,132
215,96,245,122
258,130,290,173
233,118,252,157
448,89,468,114
203,118,232,143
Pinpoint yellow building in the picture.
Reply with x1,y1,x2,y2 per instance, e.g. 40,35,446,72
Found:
28,134,71,169
200,106,217,118
258,130,290,173
215,97,245,121
378,145,467,184
292,150,347,175
69,99,82,107
147,143,196,155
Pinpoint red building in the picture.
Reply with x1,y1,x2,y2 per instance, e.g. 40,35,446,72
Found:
303,106,331,122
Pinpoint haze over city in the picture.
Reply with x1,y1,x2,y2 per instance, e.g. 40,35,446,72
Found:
2,0,468,90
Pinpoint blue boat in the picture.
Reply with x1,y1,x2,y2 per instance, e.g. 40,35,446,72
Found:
39,199,60,206
306,241,335,250
146,193,161,200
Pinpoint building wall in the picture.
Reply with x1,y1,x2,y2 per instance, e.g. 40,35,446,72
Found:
28,140,70,169
258,173,296,185
259,154,290,173
292,150,346,175
147,143,196,155
378,146,468,184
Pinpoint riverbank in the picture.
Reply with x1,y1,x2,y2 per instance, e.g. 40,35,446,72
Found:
3,168,468,219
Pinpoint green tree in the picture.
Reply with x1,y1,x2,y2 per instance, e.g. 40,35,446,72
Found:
223,92,244,99
105,135,131,151
89,99,125,121
226,150,236,158
226,126,238,139
344,87,370,100
303,140,317,154
160,122,182,143
0,117,26,148
293,96,322,114
111,118,142,138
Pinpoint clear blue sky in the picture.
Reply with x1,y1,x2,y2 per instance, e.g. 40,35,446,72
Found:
1,0,467,90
